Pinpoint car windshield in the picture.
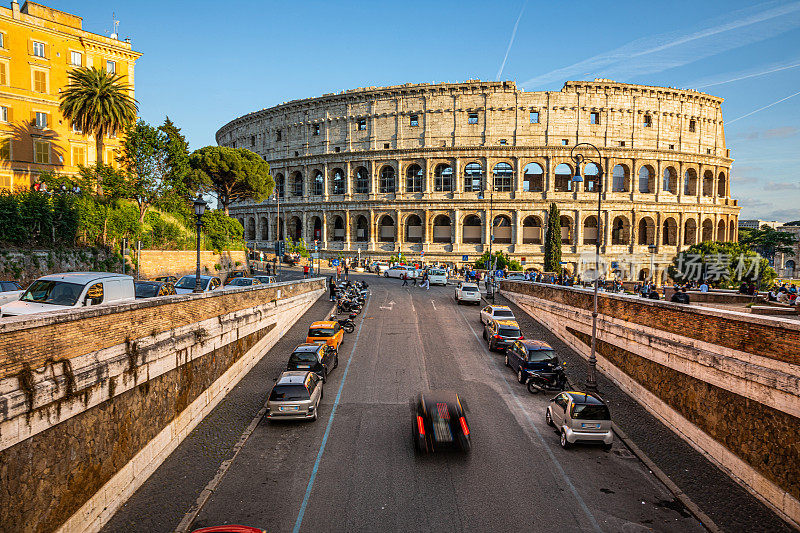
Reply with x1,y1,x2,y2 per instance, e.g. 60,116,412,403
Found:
461,286,478,292
21,280,84,306
269,384,310,401
175,276,209,290
2,281,21,291
429,269,446,275
135,283,160,298
571,404,611,420
527,349,557,363
308,328,335,337
498,327,520,337
494,309,514,318
289,352,318,364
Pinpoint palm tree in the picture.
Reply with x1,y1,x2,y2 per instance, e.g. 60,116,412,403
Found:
59,66,138,165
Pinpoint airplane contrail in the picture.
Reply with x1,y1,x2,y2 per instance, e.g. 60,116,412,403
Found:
496,1,527,81
695,61,800,88
727,89,800,124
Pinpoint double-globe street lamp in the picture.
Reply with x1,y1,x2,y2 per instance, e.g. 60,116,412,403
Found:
193,195,207,294
570,142,604,393
478,177,495,302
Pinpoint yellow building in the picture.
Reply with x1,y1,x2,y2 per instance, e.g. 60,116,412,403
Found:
0,1,141,190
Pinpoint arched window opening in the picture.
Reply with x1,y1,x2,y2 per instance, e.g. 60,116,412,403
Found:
276,174,285,198
354,167,369,194
522,163,543,192
312,170,324,196
583,216,598,245
379,166,395,193
554,163,573,192
559,215,573,244
355,215,369,242
638,217,655,245
462,214,482,243
406,164,423,193
331,168,346,195
434,164,453,192
584,163,600,192
379,215,396,242
638,166,654,193
464,162,483,192
701,219,714,242
312,216,322,241
717,172,727,197
522,216,542,244
332,216,345,241
684,169,698,196
662,218,678,246
406,214,423,242
702,171,714,197
433,214,452,243
611,216,630,245
663,167,677,194
684,219,697,245
492,215,512,243
493,162,513,192
612,165,629,192
292,172,303,197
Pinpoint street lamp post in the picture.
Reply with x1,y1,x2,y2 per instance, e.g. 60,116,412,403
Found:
571,143,604,393
192,195,207,293
479,177,495,302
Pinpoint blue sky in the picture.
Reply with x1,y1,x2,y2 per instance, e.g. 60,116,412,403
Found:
53,0,800,221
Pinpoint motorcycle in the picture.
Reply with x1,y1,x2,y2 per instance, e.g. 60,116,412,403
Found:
330,313,356,334
526,364,569,394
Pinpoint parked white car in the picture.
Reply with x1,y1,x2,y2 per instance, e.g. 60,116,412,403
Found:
174,275,222,294
455,282,481,305
480,304,516,325
506,273,526,281
0,272,135,318
0,281,24,306
384,266,418,279
426,268,448,286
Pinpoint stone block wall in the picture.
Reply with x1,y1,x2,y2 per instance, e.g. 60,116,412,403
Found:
136,249,248,280
0,278,325,532
500,281,800,528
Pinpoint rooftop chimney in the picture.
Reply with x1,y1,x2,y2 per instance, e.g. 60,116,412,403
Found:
11,1,19,19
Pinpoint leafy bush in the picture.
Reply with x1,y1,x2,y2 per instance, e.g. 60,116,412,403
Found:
474,250,522,271
201,209,244,251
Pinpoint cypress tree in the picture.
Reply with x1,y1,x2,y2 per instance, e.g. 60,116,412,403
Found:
544,202,562,273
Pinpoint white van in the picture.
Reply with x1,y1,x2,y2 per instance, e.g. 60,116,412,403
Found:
426,268,448,286
0,272,135,318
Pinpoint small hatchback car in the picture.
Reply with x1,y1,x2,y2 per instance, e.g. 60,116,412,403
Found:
546,391,613,450
266,371,323,421
287,343,338,382
479,304,515,325
306,321,344,352
412,390,471,453
483,319,523,351
505,339,559,383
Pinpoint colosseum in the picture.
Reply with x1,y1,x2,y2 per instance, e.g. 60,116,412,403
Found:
216,79,740,281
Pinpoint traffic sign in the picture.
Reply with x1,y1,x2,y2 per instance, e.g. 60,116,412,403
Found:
311,253,319,259
331,259,340,266
462,255,469,261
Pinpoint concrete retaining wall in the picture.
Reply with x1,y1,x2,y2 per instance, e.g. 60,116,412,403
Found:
0,278,325,533
500,281,800,529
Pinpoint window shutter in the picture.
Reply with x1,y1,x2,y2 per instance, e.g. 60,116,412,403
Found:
0,63,6,85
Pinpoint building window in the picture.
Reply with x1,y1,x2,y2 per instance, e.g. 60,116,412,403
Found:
313,124,320,136
312,170,324,196
410,114,419,127
619,141,626,147
643,114,652,127
334,146,340,153
72,145,85,166
669,144,674,150
0,62,7,85
468,112,478,125
33,70,47,93
0,33,4,49
0,137,9,160
434,164,453,192
530,111,539,124
492,162,513,192
0,106,7,122
405,164,423,193
383,143,390,149
250,135,255,147
590,112,600,125
106,60,116,74
379,166,395,193
707,148,712,154
70,51,82,66
357,118,366,131
463,162,483,192
499,139,507,145
689,119,696,132
561,139,568,146
34,140,49,164
32,41,45,58
35,112,47,129
276,129,281,141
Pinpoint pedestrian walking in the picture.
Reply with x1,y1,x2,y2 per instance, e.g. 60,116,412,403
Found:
421,272,430,290
329,276,336,301
344,263,349,281
303,264,310,279
336,265,341,281
402,272,409,286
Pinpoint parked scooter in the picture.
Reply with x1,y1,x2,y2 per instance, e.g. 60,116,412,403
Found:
526,363,569,394
330,313,356,334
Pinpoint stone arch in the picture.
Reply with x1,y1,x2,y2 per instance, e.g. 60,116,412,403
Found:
662,217,678,246
684,218,697,245
259,216,269,240
584,162,601,192
492,214,512,243
354,214,369,242
464,162,484,192
554,163,573,192
718,171,727,197
378,214,396,242
379,165,396,193
638,165,655,193
434,163,453,192
330,167,346,195
462,214,482,243
702,170,714,197
405,163,423,193
611,215,630,245
331,214,345,241
612,164,630,192
522,162,544,192
702,218,714,242
433,214,452,243
312,170,324,196
246,217,256,241
275,173,285,198
522,215,542,244
311,216,322,241
353,166,369,194
559,215,573,244
583,215,599,245
684,168,698,196
638,216,655,245
291,171,303,197
714,219,725,241
492,162,514,192
729,220,736,242
288,216,302,242
405,213,424,242
662,166,678,194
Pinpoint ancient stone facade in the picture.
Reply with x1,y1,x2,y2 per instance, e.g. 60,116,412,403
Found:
216,79,740,279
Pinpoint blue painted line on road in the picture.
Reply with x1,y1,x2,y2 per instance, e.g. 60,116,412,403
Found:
292,296,371,533
456,305,603,533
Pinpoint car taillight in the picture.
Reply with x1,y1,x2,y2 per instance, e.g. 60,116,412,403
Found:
459,416,469,436
493,334,501,339
518,335,524,340
417,415,425,436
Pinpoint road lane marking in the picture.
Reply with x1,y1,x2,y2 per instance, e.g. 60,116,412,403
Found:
292,296,372,533
430,299,436,310
455,304,603,533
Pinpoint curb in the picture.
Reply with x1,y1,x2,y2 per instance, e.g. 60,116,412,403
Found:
611,422,722,533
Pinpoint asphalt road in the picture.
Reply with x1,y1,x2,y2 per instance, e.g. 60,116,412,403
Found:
175,274,703,533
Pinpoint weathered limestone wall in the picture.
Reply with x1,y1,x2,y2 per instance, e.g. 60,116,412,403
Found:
500,281,800,529
136,249,249,280
0,278,325,533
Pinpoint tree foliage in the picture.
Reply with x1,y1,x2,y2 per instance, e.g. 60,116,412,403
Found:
473,250,522,271
157,117,194,214
668,241,776,289
544,202,562,273
189,146,273,214
118,120,170,223
738,226,796,263
59,67,138,164
201,209,244,251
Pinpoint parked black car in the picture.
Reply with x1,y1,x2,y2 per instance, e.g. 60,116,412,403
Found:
411,390,471,453
286,343,338,382
505,339,562,384
134,280,176,299
154,275,178,283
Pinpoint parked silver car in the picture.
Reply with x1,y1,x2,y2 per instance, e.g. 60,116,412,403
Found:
546,391,613,450
266,371,323,421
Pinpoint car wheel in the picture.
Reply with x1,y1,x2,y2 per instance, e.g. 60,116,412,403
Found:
603,442,613,452
333,355,339,369
321,368,327,383
504,354,510,367
560,429,571,449
312,405,319,421
482,330,487,340
517,368,525,384
384,272,388,278
546,409,554,427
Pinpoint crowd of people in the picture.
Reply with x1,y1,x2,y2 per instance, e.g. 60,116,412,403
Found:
766,282,798,305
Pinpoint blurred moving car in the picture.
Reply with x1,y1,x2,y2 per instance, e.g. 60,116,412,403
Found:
483,319,523,351
154,275,178,283
286,343,338,382
479,304,515,325
134,280,176,299
0,281,24,306
385,265,417,279
224,277,262,288
174,275,221,294
1,272,134,318
504,339,559,384
546,391,613,450
426,268,448,286
455,282,481,305
412,390,471,453
266,371,323,421
505,272,526,281
225,270,249,284
253,275,277,284
306,321,344,352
